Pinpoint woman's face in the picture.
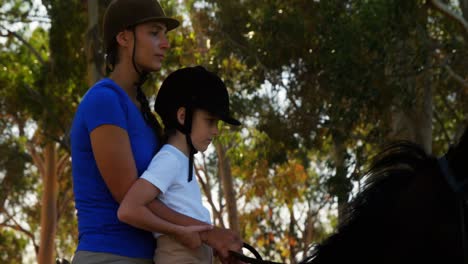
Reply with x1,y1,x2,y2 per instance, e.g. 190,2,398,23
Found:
132,21,170,72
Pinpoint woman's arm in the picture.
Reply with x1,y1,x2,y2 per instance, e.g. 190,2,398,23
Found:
90,125,210,249
90,125,138,202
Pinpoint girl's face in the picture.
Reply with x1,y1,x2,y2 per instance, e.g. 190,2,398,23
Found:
131,21,170,72
190,109,220,152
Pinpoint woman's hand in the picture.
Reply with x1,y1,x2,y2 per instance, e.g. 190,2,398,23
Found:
171,224,214,249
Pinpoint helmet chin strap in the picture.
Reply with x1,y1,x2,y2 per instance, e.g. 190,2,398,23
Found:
175,107,198,182
185,135,197,182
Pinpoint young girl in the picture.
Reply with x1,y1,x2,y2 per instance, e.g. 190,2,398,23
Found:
70,1,235,263
118,66,241,263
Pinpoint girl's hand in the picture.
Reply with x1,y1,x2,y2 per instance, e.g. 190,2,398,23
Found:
171,224,213,249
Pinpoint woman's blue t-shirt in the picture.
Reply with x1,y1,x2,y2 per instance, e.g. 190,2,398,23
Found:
71,78,158,259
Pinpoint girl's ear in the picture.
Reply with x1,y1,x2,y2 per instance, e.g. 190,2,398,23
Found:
176,107,186,126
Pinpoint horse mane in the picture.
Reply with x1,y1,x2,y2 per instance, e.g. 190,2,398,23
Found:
303,140,437,263
344,141,432,226
444,128,468,195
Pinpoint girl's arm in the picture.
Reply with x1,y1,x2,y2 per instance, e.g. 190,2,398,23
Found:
118,179,211,249
147,195,243,259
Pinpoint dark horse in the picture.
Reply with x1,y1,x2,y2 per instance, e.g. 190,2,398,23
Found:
235,127,468,264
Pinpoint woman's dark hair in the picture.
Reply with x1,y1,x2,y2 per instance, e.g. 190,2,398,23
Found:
105,38,118,75
136,83,163,142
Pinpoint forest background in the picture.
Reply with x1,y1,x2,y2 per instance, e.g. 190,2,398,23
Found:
0,0,467,263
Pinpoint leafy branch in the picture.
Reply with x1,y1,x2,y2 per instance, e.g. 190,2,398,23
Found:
428,0,468,38
0,25,46,65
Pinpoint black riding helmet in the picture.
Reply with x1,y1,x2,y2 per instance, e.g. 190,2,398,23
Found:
155,66,241,181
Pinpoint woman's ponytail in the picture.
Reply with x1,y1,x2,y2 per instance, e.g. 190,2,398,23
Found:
136,83,163,144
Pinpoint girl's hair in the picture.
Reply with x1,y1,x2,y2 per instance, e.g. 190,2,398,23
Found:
105,36,163,143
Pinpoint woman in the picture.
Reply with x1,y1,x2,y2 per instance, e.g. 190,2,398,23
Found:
70,0,242,263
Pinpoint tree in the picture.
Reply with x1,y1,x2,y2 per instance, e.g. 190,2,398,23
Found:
0,0,87,262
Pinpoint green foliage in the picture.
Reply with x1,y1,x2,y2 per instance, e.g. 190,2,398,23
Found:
0,229,27,263
0,138,34,208
32,0,87,140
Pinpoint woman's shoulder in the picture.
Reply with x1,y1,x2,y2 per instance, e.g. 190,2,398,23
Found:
84,78,125,99
79,78,129,108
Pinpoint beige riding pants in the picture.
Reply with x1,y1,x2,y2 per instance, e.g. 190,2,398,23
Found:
154,235,213,264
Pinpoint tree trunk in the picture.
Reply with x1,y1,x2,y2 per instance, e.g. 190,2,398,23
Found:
86,0,102,86
302,207,315,254
390,81,433,153
288,207,297,264
38,142,58,264
389,10,433,153
215,142,240,233
332,135,349,225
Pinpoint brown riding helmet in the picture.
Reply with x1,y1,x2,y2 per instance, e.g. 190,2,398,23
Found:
103,0,180,51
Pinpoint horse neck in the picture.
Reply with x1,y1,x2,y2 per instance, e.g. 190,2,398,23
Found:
309,170,462,264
